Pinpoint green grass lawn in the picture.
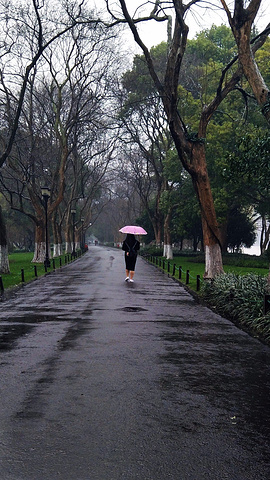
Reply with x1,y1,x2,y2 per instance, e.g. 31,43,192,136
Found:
149,256,269,292
0,252,76,291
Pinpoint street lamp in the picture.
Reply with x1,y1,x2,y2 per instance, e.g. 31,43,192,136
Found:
71,209,76,258
41,186,51,269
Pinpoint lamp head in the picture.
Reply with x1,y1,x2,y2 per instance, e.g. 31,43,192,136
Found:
41,186,51,198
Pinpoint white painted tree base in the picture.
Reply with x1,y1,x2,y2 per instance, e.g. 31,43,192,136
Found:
204,244,224,279
53,244,62,257
163,244,173,260
32,242,46,263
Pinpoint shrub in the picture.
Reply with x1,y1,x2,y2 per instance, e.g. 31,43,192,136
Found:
140,245,163,257
201,273,270,343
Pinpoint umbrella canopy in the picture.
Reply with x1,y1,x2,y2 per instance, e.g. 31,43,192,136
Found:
119,225,147,235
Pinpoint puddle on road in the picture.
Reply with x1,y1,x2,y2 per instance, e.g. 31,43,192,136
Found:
118,306,148,313
0,324,34,351
0,313,93,352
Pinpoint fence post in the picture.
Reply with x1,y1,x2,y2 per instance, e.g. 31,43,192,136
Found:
21,269,25,283
34,266,38,277
179,266,182,280
186,269,190,284
53,259,56,270
196,275,200,291
172,264,176,276
168,261,170,273
159,258,161,267
0,276,4,293
162,260,165,270
60,257,62,267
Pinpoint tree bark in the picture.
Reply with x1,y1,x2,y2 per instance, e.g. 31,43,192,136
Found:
152,216,162,247
163,209,173,260
65,242,72,254
221,0,270,123
52,211,63,257
170,130,224,278
32,220,48,263
260,217,270,254
0,206,10,273
189,144,223,278
219,219,229,254
64,215,72,254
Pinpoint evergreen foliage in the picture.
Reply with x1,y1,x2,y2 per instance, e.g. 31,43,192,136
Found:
202,273,270,343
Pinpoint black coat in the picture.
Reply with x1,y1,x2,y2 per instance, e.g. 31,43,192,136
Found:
122,234,140,270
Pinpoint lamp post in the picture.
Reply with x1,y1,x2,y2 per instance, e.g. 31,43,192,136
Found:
41,187,51,269
81,217,84,252
71,209,76,258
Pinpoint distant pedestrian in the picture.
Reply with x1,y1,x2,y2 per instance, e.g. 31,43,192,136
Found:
122,234,140,283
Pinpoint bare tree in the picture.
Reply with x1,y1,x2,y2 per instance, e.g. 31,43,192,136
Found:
0,8,121,263
0,0,101,271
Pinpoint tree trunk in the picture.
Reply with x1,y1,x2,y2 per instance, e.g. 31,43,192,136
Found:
53,244,62,257
65,242,72,254
219,219,229,254
149,209,162,247
52,212,63,257
164,88,224,278
229,3,270,125
260,217,270,255
32,221,48,263
164,244,173,260
189,146,224,279
154,225,162,247
164,210,173,260
65,214,72,253
193,236,199,252
260,216,266,255
0,206,10,274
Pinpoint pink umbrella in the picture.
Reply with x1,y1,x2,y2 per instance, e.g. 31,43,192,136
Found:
119,225,147,235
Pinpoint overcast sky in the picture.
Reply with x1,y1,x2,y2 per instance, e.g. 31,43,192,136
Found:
117,0,270,49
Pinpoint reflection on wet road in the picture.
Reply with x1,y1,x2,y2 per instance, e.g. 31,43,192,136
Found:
0,246,269,480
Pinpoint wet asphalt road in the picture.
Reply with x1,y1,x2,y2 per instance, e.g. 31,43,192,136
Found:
0,246,269,480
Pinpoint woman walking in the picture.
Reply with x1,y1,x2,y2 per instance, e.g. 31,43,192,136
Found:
122,233,140,283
